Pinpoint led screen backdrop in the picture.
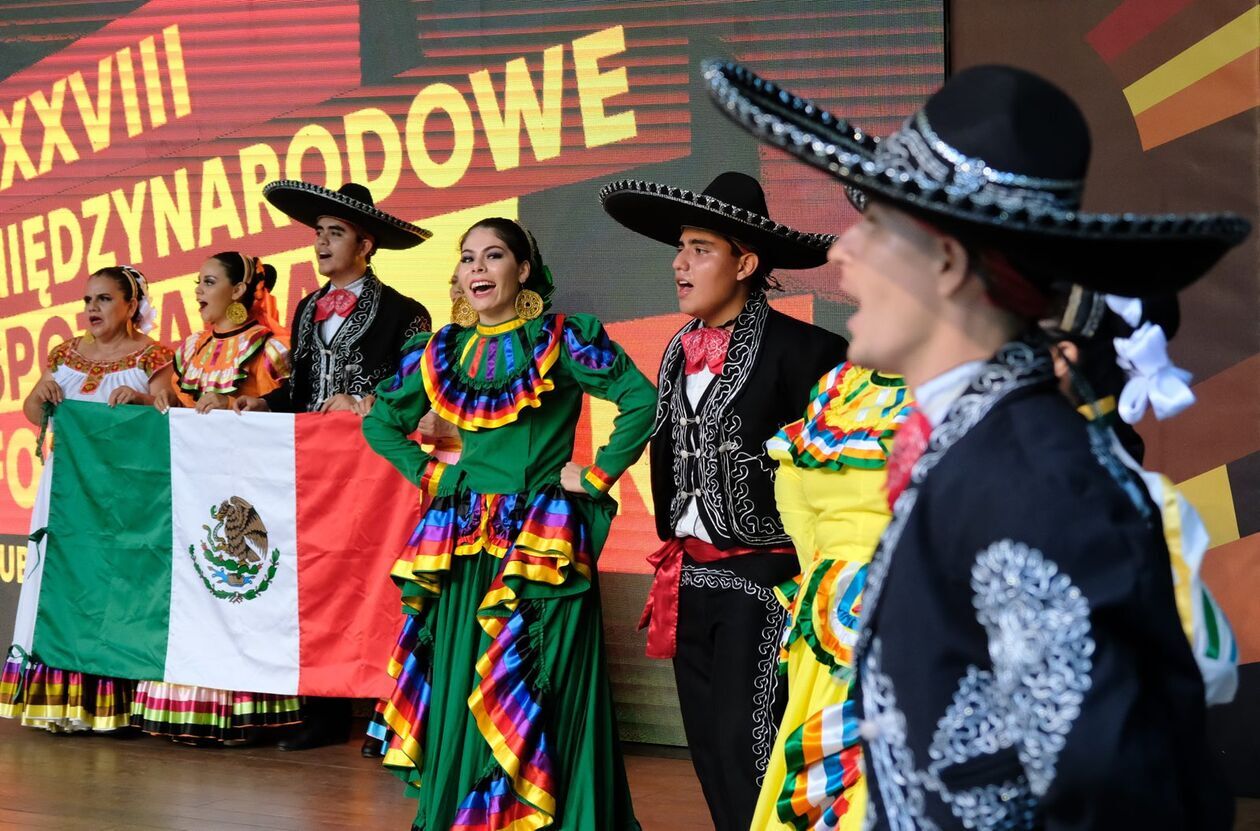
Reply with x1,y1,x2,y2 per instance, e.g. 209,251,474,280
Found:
0,0,946,744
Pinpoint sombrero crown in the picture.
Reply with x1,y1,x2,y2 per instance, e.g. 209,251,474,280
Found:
703,60,1251,296
263,180,431,250
599,170,833,270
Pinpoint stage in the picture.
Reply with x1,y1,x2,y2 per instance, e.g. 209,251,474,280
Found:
0,719,709,830
2,717,1257,829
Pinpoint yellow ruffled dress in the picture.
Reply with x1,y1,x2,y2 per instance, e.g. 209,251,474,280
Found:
753,362,913,831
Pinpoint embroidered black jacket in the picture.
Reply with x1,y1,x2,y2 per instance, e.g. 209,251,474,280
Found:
856,340,1231,830
263,270,430,413
649,290,848,550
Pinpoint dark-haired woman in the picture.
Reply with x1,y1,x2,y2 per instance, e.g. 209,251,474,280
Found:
154,252,291,414
364,218,655,829
2,266,173,732
132,253,299,745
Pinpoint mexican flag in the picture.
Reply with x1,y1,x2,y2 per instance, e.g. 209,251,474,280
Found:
13,401,417,697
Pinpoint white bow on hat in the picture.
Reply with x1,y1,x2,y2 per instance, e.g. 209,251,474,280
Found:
1104,295,1143,328
1113,320,1195,424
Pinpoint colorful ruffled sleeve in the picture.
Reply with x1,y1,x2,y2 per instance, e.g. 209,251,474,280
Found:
364,331,444,492
767,362,913,563
560,314,657,499
233,336,291,399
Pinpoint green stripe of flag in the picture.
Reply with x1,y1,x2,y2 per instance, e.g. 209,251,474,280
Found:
34,401,173,680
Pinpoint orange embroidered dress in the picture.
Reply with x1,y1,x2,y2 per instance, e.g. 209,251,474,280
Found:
171,323,291,405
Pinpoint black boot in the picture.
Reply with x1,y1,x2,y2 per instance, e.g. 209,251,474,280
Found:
277,697,351,751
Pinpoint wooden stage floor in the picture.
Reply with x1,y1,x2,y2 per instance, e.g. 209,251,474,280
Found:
2,718,1257,830
0,719,710,830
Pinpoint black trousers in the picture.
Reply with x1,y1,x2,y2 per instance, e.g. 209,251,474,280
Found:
672,551,797,831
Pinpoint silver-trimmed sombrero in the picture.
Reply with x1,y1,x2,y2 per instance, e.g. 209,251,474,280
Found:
703,60,1251,296
263,180,431,250
600,171,833,270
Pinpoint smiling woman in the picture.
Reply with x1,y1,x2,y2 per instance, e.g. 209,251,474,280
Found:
362,217,657,830
454,217,545,327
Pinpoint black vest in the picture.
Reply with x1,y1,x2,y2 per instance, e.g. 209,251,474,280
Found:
649,291,847,549
263,270,430,413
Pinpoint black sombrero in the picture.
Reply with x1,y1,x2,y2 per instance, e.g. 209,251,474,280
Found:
703,60,1251,296
263,180,431,250
599,171,833,269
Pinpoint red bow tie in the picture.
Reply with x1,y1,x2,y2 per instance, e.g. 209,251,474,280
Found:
314,288,358,322
682,326,731,376
884,408,931,510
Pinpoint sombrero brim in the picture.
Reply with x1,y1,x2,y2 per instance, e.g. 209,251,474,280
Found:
599,179,833,270
263,180,432,250
703,60,1252,296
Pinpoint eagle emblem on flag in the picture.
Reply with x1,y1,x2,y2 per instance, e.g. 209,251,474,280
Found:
187,496,281,603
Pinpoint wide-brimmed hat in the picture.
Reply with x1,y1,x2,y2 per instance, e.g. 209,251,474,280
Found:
263,181,431,250
599,171,832,269
703,61,1251,296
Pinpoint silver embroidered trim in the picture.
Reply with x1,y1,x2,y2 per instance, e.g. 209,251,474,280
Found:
680,563,785,783
857,341,1052,663
875,115,1079,217
655,292,789,546
960,540,1093,797
913,111,1082,191
296,272,383,409
862,540,1092,829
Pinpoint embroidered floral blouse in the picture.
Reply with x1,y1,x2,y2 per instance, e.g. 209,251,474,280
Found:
47,337,173,401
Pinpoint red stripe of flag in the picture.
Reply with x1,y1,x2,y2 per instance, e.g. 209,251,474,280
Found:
295,412,417,697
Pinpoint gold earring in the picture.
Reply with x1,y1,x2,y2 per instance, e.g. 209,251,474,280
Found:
451,296,478,328
226,301,249,325
514,289,543,321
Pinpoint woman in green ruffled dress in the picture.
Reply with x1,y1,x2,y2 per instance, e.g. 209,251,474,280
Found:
363,218,655,830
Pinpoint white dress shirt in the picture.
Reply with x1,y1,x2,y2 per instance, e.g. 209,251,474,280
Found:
673,367,716,543
912,360,986,428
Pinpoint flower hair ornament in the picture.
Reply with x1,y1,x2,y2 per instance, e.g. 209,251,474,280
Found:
119,265,157,334
1105,295,1195,424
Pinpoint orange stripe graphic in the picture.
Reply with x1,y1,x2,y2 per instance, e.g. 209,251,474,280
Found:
1134,46,1260,148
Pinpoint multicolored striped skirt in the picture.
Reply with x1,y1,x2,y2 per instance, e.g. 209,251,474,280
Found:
0,654,134,732
131,681,301,742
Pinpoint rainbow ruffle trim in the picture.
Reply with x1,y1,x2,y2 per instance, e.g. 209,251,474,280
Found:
779,558,867,679
380,485,595,829
776,698,865,830
421,317,565,431
767,362,912,471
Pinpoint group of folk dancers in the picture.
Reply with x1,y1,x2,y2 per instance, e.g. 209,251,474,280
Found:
1,61,1250,831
